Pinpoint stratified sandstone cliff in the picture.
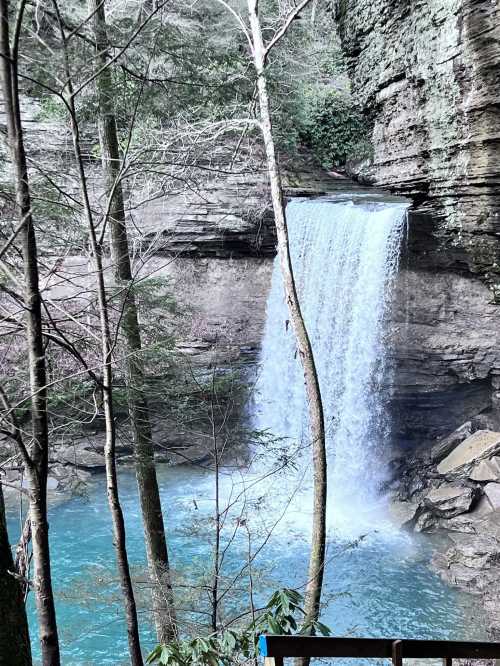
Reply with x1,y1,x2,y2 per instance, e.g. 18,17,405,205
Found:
336,0,500,444
0,97,341,480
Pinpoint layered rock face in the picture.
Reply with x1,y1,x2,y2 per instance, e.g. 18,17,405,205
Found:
1,97,340,494
389,266,500,444
336,0,500,444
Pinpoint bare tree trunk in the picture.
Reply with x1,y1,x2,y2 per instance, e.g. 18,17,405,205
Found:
209,380,220,634
0,485,32,665
0,3,60,663
87,0,177,644
67,104,144,666
49,3,143,662
247,0,327,648
68,111,144,665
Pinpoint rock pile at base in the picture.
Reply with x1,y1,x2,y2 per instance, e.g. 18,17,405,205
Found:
391,426,500,639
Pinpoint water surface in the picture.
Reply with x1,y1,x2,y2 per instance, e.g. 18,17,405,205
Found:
7,464,486,665
7,196,488,663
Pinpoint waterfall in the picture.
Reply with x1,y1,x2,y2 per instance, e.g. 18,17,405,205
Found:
254,196,408,535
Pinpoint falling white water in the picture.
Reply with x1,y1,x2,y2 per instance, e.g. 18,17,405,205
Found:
254,195,408,536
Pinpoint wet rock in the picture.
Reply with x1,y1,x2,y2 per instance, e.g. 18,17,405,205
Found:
389,500,419,529
479,510,500,543
484,483,500,511
439,496,494,534
436,511,500,583
423,485,479,519
1,461,93,509
432,508,500,639
437,431,500,477
469,457,500,483
414,511,439,533
50,462,90,480
430,422,473,463
57,445,106,472
446,533,500,574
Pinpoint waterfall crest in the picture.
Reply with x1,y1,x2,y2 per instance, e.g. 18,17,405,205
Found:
254,196,408,535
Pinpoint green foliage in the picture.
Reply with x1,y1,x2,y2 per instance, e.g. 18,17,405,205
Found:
46,380,95,411
35,96,67,121
298,87,372,168
129,276,177,372
147,589,331,666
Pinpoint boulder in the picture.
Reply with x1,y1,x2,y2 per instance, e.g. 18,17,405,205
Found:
469,456,500,482
58,445,106,471
437,431,500,477
476,509,500,543
389,500,419,529
433,524,500,594
431,421,473,463
50,462,91,483
423,484,478,518
447,532,500,570
439,496,493,533
484,483,500,511
414,511,439,533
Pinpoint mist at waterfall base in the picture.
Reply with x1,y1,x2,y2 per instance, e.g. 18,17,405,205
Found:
7,196,486,664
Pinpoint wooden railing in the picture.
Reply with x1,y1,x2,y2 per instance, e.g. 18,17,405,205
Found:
258,635,500,666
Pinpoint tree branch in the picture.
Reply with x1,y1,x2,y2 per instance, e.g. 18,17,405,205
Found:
0,210,31,260
264,0,314,61
0,385,32,469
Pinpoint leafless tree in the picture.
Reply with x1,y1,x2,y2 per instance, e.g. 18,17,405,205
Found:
0,1,61,662
50,2,144,662
87,0,177,644
227,0,328,651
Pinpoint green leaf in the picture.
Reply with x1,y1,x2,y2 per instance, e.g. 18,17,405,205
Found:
314,621,332,637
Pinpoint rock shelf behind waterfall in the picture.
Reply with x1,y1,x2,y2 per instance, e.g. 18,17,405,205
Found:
438,430,500,477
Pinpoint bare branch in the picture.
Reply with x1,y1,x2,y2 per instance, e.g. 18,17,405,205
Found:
0,385,32,469
211,0,254,54
264,0,315,60
0,210,31,260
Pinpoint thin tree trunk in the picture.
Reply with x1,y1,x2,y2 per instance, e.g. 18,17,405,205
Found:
87,0,177,643
68,111,144,665
50,4,143,661
0,485,32,665
209,383,220,634
247,0,327,649
0,3,60,663
67,108,144,666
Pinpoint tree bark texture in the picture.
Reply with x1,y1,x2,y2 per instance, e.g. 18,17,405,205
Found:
247,0,327,650
0,2,60,663
0,486,32,666
87,0,177,644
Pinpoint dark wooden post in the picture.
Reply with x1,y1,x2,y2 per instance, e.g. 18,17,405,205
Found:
392,640,403,666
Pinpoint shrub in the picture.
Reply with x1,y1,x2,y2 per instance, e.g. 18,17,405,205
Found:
298,87,372,168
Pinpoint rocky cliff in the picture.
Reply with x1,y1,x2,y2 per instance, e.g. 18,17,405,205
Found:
336,0,500,445
0,98,341,492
